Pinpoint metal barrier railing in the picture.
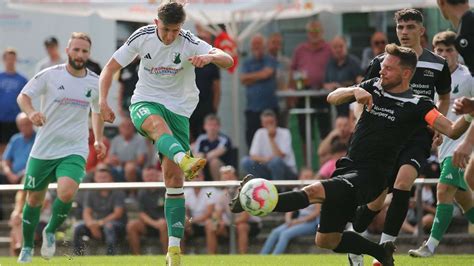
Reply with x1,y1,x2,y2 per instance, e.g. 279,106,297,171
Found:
0,178,439,253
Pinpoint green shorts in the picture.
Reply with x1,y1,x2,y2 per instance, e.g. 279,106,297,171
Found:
439,157,468,191
24,155,86,191
129,101,190,151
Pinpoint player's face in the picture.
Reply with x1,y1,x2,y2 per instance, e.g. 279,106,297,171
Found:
155,19,181,45
66,38,90,70
434,43,458,69
379,55,403,91
396,20,424,48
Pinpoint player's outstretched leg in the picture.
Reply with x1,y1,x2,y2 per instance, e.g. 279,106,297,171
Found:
229,174,255,213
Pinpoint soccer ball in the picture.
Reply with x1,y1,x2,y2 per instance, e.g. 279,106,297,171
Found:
239,178,278,217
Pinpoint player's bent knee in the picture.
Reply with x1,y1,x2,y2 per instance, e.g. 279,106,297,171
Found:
303,182,325,203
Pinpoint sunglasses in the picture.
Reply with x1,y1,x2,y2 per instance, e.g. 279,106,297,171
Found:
373,40,386,45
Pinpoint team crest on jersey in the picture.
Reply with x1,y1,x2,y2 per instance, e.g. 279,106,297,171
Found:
423,69,434,78
85,88,92,98
452,84,459,94
172,52,181,64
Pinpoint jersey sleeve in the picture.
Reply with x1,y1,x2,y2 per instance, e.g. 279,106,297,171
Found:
435,60,452,95
191,33,213,56
21,69,48,98
90,83,100,114
113,28,143,67
363,56,382,81
357,78,378,94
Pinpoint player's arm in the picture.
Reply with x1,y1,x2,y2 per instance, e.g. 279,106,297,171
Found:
327,86,373,111
428,108,471,139
99,58,123,123
188,48,234,69
17,93,46,126
453,123,474,168
91,112,106,160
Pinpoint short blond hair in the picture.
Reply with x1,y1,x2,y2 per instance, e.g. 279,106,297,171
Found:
3,47,17,58
69,32,92,47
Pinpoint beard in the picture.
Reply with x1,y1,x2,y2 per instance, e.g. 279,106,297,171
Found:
68,55,85,70
381,76,402,91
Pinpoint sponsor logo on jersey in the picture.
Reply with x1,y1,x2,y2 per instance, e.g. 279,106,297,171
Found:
173,52,181,64
144,66,183,76
144,53,152,59
423,69,434,78
57,85,65,90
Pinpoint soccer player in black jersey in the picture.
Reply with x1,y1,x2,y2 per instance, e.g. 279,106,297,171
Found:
230,44,469,266
349,9,454,265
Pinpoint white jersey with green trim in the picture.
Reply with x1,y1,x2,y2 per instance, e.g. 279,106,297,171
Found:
21,64,100,160
113,25,213,118
438,64,474,161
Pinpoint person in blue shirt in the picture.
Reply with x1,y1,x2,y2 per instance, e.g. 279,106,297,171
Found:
1,112,36,184
0,48,28,154
240,34,279,148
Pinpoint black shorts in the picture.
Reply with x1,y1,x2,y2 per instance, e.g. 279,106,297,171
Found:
387,143,430,190
0,122,18,144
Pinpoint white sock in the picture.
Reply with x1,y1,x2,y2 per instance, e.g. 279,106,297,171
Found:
425,236,439,253
173,152,186,164
169,236,181,248
379,233,396,244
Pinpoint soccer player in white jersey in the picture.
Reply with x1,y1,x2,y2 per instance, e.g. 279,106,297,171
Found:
409,31,474,258
98,2,233,265
16,32,106,263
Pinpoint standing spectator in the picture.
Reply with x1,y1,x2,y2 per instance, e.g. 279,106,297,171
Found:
190,24,221,141
206,166,261,254
323,36,364,116
0,48,28,154
194,114,232,181
106,118,147,182
73,167,127,255
118,57,140,117
289,19,333,139
36,37,65,72
317,116,352,165
1,113,35,184
183,171,216,251
126,167,167,255
241,110,297,180
361,32,388,70
261,169,320,255
240,34,279,147
268,32,291,91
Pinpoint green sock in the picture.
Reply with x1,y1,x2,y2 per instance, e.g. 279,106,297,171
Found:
156,134,185,161
22,204,42,248
165,197,185,238
465,207,474,223
430,203,454,241
45,198,72,234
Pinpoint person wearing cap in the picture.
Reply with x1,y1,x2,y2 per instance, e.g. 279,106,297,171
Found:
36,36,65,72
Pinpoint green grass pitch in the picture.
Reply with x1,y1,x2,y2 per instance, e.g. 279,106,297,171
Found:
1,254,474,265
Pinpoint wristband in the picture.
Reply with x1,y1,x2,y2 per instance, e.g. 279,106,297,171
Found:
464,114,473,123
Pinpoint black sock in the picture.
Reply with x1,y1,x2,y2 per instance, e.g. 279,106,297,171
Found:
352,205,380,233
273,190,310,212
383,188,411,236
333,231,385,262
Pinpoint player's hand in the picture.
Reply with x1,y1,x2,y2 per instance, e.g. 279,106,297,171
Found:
94,141,107,160
100,102,115,123
453,141,473,168
432,131,443,147
188,54,213,68
453,97,474,115
28,111,46,126
354,88,373,112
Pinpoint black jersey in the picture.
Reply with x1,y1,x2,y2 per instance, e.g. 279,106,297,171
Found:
456,10,474,75
347,78,436,174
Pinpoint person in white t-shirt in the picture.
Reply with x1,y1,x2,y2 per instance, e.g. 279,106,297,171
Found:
16,32,106,263
409,30,474,258
97,2,233,264
241,109,297,180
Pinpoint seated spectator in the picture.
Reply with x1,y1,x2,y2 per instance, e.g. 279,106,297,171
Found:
260,169,320,255
206,166,261,254
317,116,352,165
241,110,297,180
126,167,167,255
73,167,127,255
361,32,387,70
1,112,35,184
183,171,216,251
323,36,364,116
316,139,348,179
194,114,232,181
106,118,147,182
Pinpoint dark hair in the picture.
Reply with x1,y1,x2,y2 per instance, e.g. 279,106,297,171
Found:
204,113,220,124
260,109,277,120
446,0,468,4
330,138,348,154
432,31,457,47
394,8,424,24
44,36,59,47
385,43,418,72
158,1,186,25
